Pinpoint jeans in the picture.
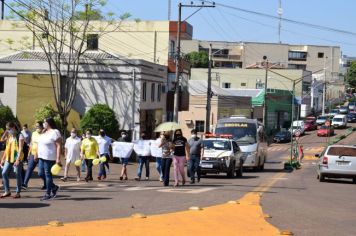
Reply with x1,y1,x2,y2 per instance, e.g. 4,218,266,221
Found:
38,159,56,196
85,159,93,179
137,156,150,178
23,155,46,187
155,157,163,178
161,158,172,186
2,161,23,193
81,159,86,172
189,154,201,181
173,155,186,183
98,153,110,178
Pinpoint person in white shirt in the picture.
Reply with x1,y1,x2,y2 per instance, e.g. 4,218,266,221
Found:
61,128,81,182
97,129,112,180
37,118,62,201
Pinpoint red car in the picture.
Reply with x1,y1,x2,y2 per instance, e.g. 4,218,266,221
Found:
304,120,317,131
317,125,334,137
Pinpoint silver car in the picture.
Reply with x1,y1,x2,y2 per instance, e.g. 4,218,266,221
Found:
316,145,356,183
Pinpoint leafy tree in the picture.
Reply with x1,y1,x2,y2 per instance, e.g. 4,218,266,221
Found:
34,103,62,129
7,0,131,137
0,106,18,129
80,104,119,139
346,61,356,89
186,51,209,68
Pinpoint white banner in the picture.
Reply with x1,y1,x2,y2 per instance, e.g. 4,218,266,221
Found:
150,139,162,158
133,140,151,156
112,142,134,158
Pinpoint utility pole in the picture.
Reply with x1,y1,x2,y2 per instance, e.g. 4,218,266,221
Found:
173,3,182,122
172,2,215,122
1,0,4,20
206,43,213,132
262,56,268,137
322,56,328,115
168,0,172,20
132,69,136,142
277,0,283,44
290,80,295,164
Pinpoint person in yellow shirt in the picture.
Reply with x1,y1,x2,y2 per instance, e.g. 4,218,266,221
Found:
1,122,24,198
22,121,45,190
81,129,99,182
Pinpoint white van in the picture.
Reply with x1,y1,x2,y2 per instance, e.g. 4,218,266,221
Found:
290,120,305,136
332,114,347,129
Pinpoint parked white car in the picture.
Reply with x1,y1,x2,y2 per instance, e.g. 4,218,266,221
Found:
289,120,305,136
316,145,356,183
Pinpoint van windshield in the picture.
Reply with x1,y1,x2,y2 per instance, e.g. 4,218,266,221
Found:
333,118,343,122
327,147,356,157
203,140,231,150
215,122,257,145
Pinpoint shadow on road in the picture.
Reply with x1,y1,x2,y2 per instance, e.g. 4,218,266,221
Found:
0,203,50,209
321,179,355,185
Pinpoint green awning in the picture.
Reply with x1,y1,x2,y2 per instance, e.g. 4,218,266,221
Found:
252,90,264,106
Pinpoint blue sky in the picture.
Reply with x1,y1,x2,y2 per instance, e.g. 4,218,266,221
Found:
105,0,356,56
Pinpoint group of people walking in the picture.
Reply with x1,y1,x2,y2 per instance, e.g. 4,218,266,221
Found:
0,119,204,200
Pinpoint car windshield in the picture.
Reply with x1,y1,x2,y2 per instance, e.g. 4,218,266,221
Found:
333,118,343,122
203,140,231,150
215,122,257,145
292,126,300,129
331,109,338,113
276,132,288,136
320,126,330,130
327,147,356,157
318,116,327,120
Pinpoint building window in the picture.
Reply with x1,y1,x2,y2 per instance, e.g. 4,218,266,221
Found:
0,77,4,93
87,34,99,50
288,51,307,61
195,120,205,133
318,52,324,58
288,64,307,70
142,82,147,101
241,83,246,87
222,82,231,88
151,83,155,102
169,40,175,58
157,84,162,102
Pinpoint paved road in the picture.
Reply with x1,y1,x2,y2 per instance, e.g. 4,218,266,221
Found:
263,124,356,236
0,125,354,233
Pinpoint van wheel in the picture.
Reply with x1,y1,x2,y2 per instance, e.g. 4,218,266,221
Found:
259,162,265,171
319,174,325,182
353,177,356,184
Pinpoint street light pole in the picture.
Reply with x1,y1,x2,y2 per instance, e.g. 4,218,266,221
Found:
262,56,268,137
173,3,182,122
206,43,212,132
290,80,295,164
322,56,328,115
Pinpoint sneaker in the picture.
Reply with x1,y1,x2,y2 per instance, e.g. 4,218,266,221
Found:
21,185,27,190
60,177,67,182
145,177,149,181
13,193,21,199
41,194,52,201
124,177,128,180
97,176,102,181
190,179,195,184
51,185,60,198
119,176,123,181
197,177,201,183
41,186,46,190
76,177,81,182
134,177,141,181
159,177,163,182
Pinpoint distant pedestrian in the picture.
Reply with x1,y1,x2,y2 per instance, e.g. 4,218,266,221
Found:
1,122,24,198
135,131,150,181
37,118,62,201
188,129,203,184
159,133,173,187
172,129,190,187
80,133,86,172
21,124,31,163
298,145,304,163
81,129,99,182
97,129,112,180
119,131,130,180
61,128,81,182
22,121,46,190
